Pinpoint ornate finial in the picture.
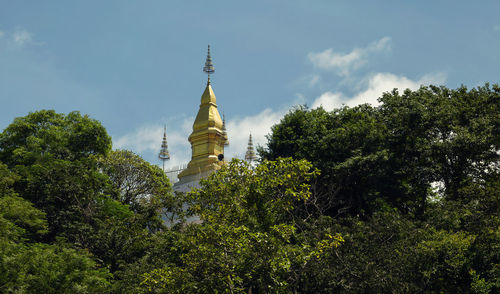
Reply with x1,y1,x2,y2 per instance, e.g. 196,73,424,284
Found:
203,45,215,84
222,112,229,146
159,125,170,172
245,133,258,163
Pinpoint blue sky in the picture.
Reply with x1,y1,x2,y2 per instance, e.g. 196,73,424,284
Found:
1,0,499,168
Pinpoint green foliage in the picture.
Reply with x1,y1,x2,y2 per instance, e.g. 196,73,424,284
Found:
256,84,499,292
413,230,476,291
0,162,47,240
0,110,111,166
0,160,112,293
261,84,500,217
379,84,500,202
188,158,319,228
0,110,170,289
260,105,399,217
290,211,422,292
0,110,113,243
0,83,497,293
0,242,112,293
114,229,187,292
140,159,344,293
0,162,18,194
0,194,48,239
96,149,174,229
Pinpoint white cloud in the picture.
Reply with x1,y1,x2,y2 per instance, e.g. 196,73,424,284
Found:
225,108,287,160
311,92,343,111
494,25,500,32
312,72,447,111
308,37,391,76
13,29,32,46
114,125,163,153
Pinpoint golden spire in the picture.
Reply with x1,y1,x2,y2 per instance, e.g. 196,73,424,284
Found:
158,125,170,172
177,45,226,183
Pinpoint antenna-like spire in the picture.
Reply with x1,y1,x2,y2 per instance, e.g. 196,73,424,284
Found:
158,125,170,172
222,112,229,146
245,133,258,163
203,45,215,84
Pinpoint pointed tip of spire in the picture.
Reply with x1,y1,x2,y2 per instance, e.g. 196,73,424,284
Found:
203,44,215,82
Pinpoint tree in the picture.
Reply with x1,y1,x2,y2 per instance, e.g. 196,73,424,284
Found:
0,110,112,242
96,149,174,230
261,84,500,217
260,105,398,217
0,162,112,293
0,110,111,166
379,84,500,202
0,163,47,243
255,84,499,292
0,110,170,279
140,159,343,293
0,242,112,293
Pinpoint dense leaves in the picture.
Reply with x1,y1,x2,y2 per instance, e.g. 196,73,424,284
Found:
96,150,174,230
141,159,344,293
0,110,111,166
1,242,112,293
0,162,112,293
1,83,498,292
261,84,500,218
0,110,172,291
0,110,113,243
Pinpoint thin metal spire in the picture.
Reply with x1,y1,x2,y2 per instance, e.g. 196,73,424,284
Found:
245,133,258,163
203,45,215,84
158,125,170,172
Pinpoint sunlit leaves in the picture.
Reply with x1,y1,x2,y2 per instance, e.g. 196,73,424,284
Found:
141,158,342,293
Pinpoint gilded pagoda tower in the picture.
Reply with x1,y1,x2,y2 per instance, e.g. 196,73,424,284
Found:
176,46,228,185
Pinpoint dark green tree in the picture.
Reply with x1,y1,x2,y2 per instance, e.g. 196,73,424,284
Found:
379,84,500,202
0,110,174,280
0,162,112,293
260,105,397,217
261,84,500,217
0,110,112,243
